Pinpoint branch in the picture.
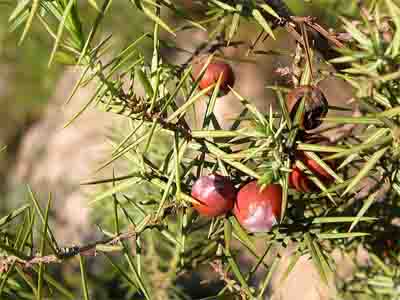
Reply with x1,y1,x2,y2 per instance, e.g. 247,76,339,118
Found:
0,228,139,273
259,1,348,69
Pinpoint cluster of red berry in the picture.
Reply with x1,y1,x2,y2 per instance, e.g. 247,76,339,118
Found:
191,60,334,233
191,174,282,233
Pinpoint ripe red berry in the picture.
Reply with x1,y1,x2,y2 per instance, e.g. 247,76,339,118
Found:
191,174,236,217
233,181,282,233
289,166,313,192
289,151,334,192
193,60,235,95
296,151,332,181
286,85,328,130
382,239,400,257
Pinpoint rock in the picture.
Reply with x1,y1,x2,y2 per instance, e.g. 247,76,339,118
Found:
11,67,128,244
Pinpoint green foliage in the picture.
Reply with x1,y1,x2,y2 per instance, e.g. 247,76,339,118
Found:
1,0,400,299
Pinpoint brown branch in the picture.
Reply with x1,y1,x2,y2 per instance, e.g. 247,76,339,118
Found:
242,2,349,70
0,229,139,273
287,16,348,70
259,1,347,68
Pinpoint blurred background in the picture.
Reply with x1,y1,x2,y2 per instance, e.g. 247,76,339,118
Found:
0,1,360,299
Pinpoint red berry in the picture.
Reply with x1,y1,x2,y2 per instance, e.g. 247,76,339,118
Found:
193,61,235,95
289,151,334,192
191,174,236,217
289,167,313,192
296,151,332,181
383,240,395,257
233,181,282,233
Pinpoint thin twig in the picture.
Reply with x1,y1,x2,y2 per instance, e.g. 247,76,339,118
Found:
0,229,138,273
